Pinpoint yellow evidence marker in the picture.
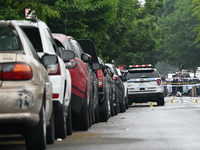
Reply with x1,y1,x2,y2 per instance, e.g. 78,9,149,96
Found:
195,99,199,103
150,102,153,107
170,99,173,103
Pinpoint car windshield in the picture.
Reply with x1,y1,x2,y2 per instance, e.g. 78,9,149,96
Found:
0,25,21,50
125,70,159,78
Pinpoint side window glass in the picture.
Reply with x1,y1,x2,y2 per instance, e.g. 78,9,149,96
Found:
46,28,58,55
22,31,40,61
21,27,43,52
54,39,65,58
71,40,81,58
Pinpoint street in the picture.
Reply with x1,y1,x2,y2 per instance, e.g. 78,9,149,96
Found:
1,96,200,150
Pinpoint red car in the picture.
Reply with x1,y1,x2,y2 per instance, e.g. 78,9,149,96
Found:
53,33,94,131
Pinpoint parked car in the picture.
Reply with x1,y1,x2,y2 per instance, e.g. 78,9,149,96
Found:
0,21,58,150
124,64,165,106
76,39,100,124
14,19,74,139
105,63,126,113
52,34,97,130
116,68,129,109
98,57,117,118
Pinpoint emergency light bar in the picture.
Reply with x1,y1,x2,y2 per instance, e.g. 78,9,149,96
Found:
128,64,153,68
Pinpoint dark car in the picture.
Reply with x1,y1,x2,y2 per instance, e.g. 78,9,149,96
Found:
98,57,118,118
77,39,102,123
53,34,98,131
105,63,126,113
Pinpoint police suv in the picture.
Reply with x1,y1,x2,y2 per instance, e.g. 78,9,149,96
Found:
124,64,165,106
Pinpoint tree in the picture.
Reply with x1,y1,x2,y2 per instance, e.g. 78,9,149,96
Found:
157,0,200,71
0,0,59,22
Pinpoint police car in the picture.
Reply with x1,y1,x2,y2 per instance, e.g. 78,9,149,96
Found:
124,64,165,106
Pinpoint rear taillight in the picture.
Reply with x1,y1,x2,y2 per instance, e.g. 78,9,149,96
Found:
112,75,118,80
52,94,59,99
157,79,162,85
0,63,33,80
46,63,61,75
97,70,104,87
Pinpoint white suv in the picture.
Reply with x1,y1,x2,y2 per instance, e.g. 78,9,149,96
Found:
14,19,73,139
124,64,165,106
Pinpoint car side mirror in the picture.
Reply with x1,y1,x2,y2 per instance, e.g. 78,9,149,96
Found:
41,54,58,66
92,62,101,70
81,53,91,63
63,50,75,62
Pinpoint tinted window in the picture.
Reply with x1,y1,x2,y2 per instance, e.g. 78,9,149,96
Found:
126,70,160,78
21,31,40,61
20,27,43,52
0,25,21,50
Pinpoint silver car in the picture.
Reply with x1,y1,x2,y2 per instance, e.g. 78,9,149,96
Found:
0,21,57,150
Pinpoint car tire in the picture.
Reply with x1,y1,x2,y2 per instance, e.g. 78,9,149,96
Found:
66,102,73,136
125,91,129,109
54,102,67,139
157,97,165,106
110,88,115,116
72,96,90,131
119,92,126,113
99,93,110,122
46,106,55,144
25,106,46,150
95,102,100,123
114,92,119,115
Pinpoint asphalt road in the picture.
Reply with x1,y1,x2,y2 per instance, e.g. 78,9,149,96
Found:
1,96,200,150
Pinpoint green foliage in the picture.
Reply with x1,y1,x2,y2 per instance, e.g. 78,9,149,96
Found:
157,0,200,71
0,0,164,68
0,0,59,22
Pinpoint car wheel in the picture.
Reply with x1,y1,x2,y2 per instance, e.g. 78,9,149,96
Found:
119,92,125,113
95,102,99,123
114,92,119,115
66,102,73,135
110,89,115,116
54,102,67,139
72,96,90,131
46,106,55,144
25,106,46,150
125,91,129,109
157,97,165,106
99,93,110,122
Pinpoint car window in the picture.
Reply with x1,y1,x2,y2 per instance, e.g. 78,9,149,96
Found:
0,25,21,51
46,28,58,55
70,40,83,58
68,40,79,58
64,39,73,50
21,31,40,61
126,70,160,78
21,27,43,52
54,38,65,58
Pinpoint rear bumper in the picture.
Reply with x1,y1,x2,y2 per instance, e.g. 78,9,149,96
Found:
128,92,164,104
0,88,44,127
